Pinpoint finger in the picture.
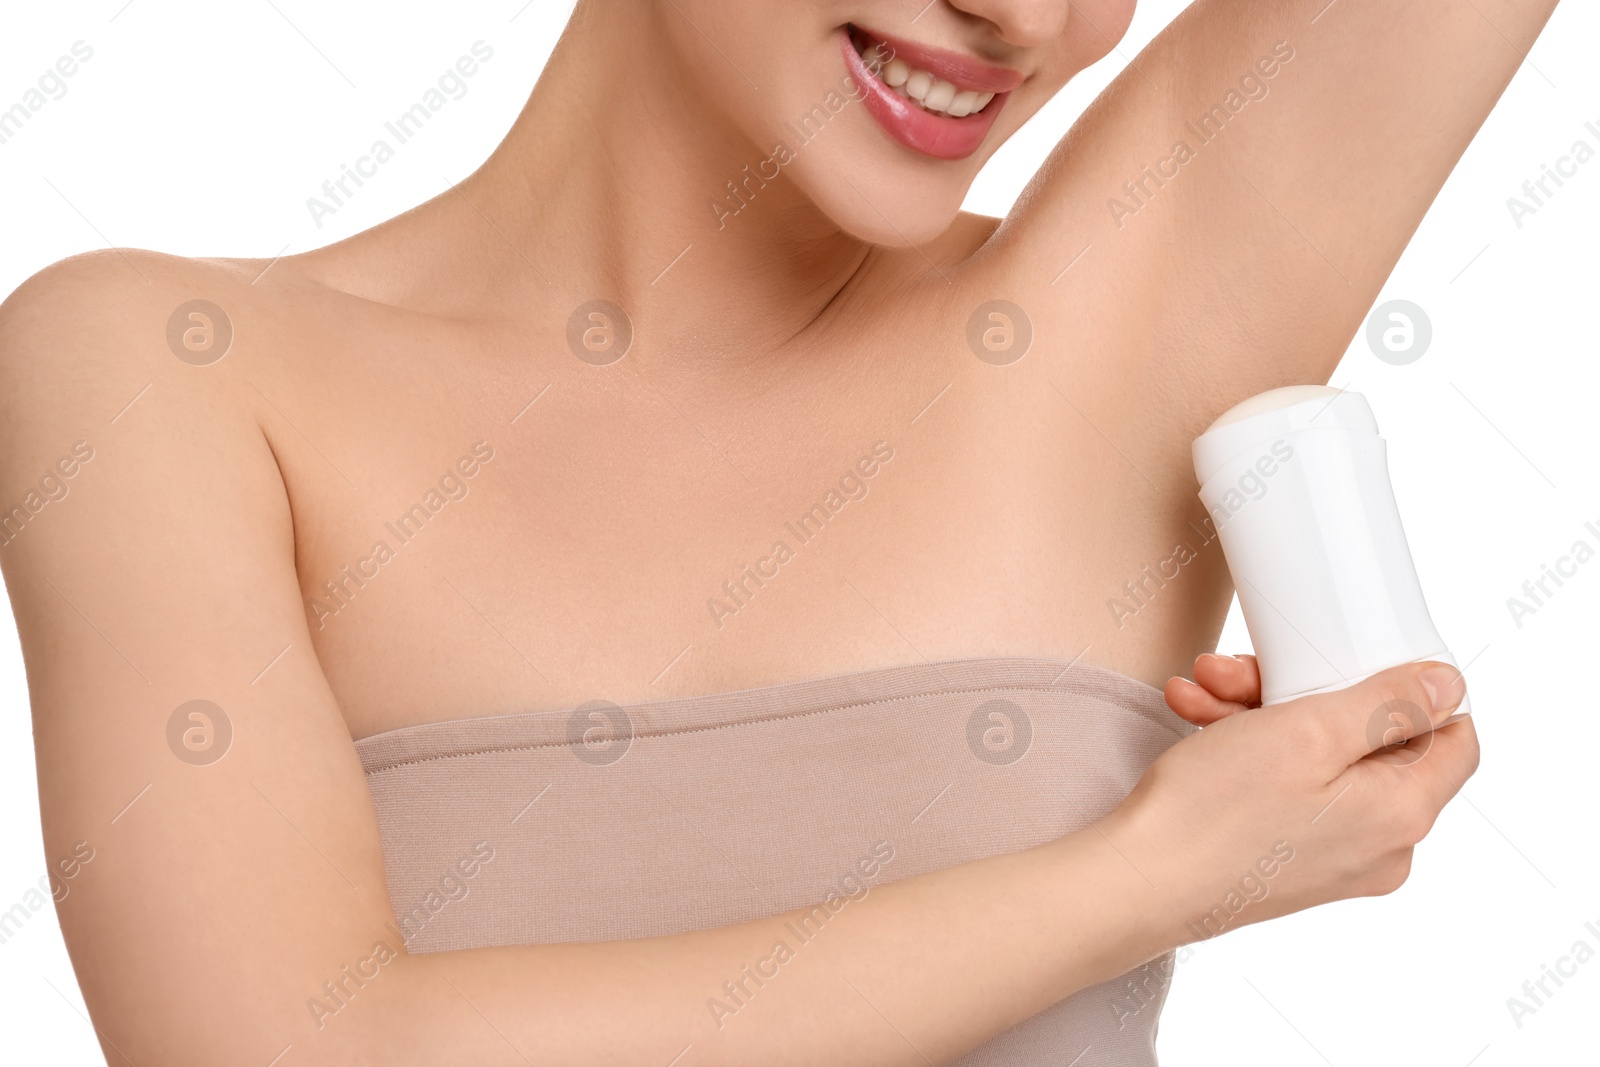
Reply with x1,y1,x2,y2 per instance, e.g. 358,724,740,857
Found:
1164,675,1249,726
1191,653,1263,707
1293,660,1469,774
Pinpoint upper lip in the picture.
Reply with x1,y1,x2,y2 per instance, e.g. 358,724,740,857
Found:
848,24,1026,95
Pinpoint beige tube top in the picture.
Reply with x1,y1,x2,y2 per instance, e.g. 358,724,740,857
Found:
354,657,1196,1064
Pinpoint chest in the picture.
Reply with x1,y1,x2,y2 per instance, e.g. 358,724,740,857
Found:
273,310,1229,738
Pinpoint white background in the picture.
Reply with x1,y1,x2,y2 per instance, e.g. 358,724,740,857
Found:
1,1,1595,1063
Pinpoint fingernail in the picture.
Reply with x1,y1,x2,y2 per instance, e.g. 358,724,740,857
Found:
1419,665,1466,716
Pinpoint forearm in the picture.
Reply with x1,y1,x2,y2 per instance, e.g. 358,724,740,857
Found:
316,827,1184,1066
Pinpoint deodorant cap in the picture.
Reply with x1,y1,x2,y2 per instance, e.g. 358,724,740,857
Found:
1193,385,1377,487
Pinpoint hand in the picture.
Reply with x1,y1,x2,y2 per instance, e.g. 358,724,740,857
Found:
1102,658,1480,945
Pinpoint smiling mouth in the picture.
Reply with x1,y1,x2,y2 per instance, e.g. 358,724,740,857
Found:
846,25,998,118
838,24,1021,160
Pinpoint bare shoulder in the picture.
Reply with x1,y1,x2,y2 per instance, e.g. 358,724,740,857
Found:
0,248,304,578
0,248,278,436
0,246,273,346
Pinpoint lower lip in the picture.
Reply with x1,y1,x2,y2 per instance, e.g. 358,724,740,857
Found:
837,28,1008,161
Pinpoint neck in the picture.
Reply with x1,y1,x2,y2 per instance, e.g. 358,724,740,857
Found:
456,1,874,358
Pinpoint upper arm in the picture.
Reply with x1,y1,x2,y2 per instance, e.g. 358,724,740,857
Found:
0,253,396,1064
981,0,1560,440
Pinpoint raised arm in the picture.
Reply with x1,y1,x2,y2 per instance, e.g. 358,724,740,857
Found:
985,0,1561,447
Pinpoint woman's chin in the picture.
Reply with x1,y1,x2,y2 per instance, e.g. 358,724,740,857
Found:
794,161,968,249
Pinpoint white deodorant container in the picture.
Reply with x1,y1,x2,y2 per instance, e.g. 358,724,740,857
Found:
1191,385,1469,717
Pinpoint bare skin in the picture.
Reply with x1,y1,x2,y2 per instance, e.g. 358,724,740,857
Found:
0,0,1548,1062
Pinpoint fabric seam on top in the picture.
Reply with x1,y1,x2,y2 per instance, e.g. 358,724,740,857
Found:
361,679,1187,778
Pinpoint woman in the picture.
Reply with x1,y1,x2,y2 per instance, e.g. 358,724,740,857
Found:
0,0,1545,1062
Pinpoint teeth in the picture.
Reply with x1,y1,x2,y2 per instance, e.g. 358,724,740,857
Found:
854,33,997,117
923,79,955,112
946,90,980,118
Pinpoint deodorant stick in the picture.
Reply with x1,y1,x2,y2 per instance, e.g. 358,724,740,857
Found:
1191,385,1469,718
